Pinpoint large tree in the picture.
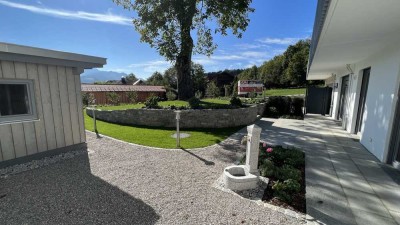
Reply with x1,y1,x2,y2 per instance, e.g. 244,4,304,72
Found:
113,0,254,99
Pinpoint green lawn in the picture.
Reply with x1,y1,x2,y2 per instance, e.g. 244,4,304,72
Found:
264,88,306,96
97,98,230,110
84,110,241,149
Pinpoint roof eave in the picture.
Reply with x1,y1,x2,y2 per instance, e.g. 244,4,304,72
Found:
307,0,332,78
0,42,106,69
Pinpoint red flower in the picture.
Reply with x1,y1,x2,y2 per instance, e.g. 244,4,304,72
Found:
266,148,273,153
262,142,267,147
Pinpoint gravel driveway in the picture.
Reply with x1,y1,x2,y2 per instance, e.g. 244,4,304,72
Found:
0,130,304,225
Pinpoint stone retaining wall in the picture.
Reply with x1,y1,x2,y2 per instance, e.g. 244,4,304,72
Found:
86,105,259,128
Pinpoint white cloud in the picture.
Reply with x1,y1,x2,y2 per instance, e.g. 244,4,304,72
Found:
235,43,270,50
129,60,172,73
0,0,132,25
257,37,301,45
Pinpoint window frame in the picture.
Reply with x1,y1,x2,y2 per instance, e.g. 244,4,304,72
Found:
0,79,37,124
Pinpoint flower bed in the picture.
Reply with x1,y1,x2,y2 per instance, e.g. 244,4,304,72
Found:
259,144,305,213
241,144,306,213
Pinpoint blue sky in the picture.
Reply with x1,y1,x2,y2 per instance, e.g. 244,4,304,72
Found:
0,0,317,79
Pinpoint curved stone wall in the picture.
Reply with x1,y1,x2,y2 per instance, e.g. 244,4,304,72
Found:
86,105,259,128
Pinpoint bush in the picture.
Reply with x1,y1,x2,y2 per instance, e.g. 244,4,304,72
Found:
195,90,203,99
188,97,201,109
264,96,304,119
230,96,242,108
205,81,220,98
82,92,95,106
274,165,301,181
166,91,177,101
248,91,257,99
106,92,120,105
260,159,275,177
145,96,160,108
272,179,301,202
126,91,138,104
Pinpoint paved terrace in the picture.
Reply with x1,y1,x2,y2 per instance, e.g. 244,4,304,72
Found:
258,115,400,225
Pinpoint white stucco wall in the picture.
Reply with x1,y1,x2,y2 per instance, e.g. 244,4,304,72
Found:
328,45,400,162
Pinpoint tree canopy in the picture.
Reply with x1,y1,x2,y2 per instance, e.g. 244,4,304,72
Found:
237,39,318,88
113,0,254,99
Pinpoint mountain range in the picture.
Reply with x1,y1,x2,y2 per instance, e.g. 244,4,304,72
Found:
80,69,128,84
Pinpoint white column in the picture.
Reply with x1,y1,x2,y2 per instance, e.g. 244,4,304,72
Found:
245,124,262,175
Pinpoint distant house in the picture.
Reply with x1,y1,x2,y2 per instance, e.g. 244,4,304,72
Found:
207,71,235,87
307,0,400,166
81,84,166,104
0,42,106,166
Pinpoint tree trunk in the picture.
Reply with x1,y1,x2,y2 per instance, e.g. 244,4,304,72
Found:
175,1,196,100
176,28,194,100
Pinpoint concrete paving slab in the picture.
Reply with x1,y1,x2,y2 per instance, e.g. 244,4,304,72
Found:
338,177,374,194
342,146,372,155
389,210,400,225
352,209,398,225
343,188,392,218
369,182,400,213
306,182,357,225
331,158,361,173
348,153,379,161
357,164,398,186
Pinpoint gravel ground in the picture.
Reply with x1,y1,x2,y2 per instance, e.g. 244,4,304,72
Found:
0,130,305,225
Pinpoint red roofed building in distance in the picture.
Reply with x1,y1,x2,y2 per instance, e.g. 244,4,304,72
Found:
81,84,166,104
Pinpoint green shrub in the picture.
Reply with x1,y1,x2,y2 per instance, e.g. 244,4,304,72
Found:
106,92,120,105
259,159,275,177
274,165,301,181
230,96,242,108
284,150,305,168
126,91,138,104
248,91,257,99
264,96,304,119
206,81,220,98
195,90,203,99
188,97,201,109
145,96,160,108
272,179,301,202
82,92,95,106
166,91,177,101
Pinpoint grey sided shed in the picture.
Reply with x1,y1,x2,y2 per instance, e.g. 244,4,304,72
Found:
0,42,106,167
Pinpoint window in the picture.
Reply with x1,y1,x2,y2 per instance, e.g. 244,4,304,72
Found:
0,79,37,123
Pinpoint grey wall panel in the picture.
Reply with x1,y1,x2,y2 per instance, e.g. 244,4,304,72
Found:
74,74,85,142
38,64,57,150
66,67,80,144
27,63,48,153
48,65,66,148
57,66,74,146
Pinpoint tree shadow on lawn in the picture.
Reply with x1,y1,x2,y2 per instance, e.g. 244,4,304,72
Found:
0,149,159,225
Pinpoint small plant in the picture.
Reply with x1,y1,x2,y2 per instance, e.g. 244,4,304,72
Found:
82,92,95,106
248,91,257,99
106,92,120,105
188,97,201,109
274,165,301,181
126,91,138,104
259,159,275,177
205,81,220,98
145,96,160,108
230,96,242,107
166,91,177,101
272,179,301,202
195,90,203,99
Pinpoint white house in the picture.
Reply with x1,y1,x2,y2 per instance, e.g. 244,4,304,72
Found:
0,42,106,167
307,0,400,168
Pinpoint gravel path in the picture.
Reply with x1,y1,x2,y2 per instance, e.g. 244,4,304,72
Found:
0,130,304,225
